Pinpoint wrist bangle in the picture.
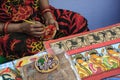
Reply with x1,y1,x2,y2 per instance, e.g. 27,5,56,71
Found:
41,8,51,15
40,6,50,11
3,22,9,34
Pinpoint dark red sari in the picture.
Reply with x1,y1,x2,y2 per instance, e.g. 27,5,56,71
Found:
0,0,89,60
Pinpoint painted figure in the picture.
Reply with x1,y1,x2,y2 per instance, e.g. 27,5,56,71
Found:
106,45,120,60
75,36,87,47
85,51,106,73
113,27,120,38
65,39,78,50
86,34,98,45
71,54,92,78
104,30,116,41
97,32,106,42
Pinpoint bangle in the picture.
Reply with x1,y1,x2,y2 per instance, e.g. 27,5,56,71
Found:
41,8,51,15
3,22,9,34
40,6,50,11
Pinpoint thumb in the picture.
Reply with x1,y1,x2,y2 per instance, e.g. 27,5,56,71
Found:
54,22,59,30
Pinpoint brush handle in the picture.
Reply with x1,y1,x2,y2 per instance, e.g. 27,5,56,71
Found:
24,20,35,24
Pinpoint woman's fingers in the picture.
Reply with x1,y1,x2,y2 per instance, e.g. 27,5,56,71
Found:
29,29,45,37
30,26,44,32
54,21,59,30
46,18,59,30
28,22,45,37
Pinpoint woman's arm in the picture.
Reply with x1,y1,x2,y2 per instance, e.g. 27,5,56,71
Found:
39,0,53,19
0,21,45,38
39,0,50,10
39,0,59,30
0,22,22,33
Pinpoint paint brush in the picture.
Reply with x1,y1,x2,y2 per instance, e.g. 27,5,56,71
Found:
24,20,35,24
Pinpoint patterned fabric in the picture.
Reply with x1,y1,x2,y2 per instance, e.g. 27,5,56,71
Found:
0,0,89,61
0,0,39,22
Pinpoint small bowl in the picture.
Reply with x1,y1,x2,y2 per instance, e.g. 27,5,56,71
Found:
35,53,59,73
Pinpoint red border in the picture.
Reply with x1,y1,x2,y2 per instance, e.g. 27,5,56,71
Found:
44,23,120,55
83,68,120,80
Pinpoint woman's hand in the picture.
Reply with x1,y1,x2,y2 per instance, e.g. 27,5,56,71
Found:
45,18,59,30
43,12,59,30
20,21,45,38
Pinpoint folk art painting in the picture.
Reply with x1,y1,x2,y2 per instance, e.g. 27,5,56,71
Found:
44,23,120,80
